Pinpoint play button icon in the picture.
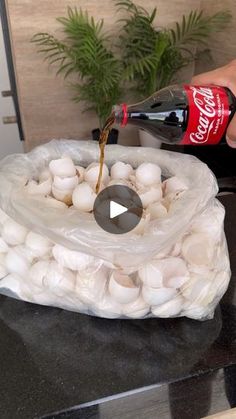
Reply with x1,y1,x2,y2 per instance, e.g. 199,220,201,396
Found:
110,201,127,219
93,185,143,234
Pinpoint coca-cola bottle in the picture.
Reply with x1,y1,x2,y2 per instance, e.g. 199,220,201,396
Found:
113,85,236,145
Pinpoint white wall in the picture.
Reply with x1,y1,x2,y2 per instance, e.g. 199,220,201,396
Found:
0,19,23,158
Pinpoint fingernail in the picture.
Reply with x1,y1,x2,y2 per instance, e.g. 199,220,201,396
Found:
226,136,236,148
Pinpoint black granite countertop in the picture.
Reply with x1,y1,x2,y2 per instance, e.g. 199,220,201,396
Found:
0,194,236,419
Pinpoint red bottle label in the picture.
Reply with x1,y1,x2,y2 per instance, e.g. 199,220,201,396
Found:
181,85,230,145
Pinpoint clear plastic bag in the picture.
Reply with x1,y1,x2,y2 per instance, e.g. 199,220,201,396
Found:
0,140,231,320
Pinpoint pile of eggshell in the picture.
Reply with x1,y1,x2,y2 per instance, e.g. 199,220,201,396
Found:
0,155,230,320
24,156,188,219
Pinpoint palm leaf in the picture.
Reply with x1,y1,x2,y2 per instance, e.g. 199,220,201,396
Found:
32,0,232,123
32,6,123,125
170,9,232,48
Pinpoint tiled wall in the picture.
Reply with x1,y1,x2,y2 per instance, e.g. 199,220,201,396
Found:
6,0,235,150
195,0,236,75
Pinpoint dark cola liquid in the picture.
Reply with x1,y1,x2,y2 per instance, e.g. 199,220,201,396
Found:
114,86,188,144
124,86,188,144
114,85,236,145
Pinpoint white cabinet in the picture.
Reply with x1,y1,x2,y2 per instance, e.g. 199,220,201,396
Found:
0,19,23,158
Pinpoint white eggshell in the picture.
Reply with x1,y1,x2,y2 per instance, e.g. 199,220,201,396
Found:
72,182,96,212
22,277,58,304
170,241,182,257
5,246,32,276
0,253,7,279
108,271,140,304
52,244,94,271
53,175,79,190
140,257,188,289
58,293,88,313
122,296,149,318
78,260,106,276
181,274,215,306
135,163,161,186
214,245,229,272
147,202,167,220
129,174,143,190
44,196,68,210
0,208,9,225
161,194,172,211
154,244,174,259
182,233,214,266
139,185,162,208
92,293,122,319
182,301,211,320
188,264,212,276
44,261,76,296
190,206,224,242
107,179,131,188
90,182,107,194
152,295,184,317
67,205,77,212
52,185,73,205
29,260,50,288
26,178,52,195
2,219,28,246
110,162,133,180
75,165,85,183
138,262,163,288
25,231,53,258
20,245,35,263
160,257,189,288
107,179,129,188
163,176,188,196
162,191,185,211
0,266,7,280
102,259,116,270
142,285,177,306
165,275,188,289
0,237,9,253
76,265,109,305
84,162,109,185
0,273,23,297
30,291,55,306
38,168,52,182
210,270,230,299
20,278,45,300
49,157,76,178
0,253,6,264
130,211,150,235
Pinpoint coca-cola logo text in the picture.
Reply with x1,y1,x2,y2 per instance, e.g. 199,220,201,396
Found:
189,86,216,143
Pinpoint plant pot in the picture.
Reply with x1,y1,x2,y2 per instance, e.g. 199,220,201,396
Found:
92,128,119,144
139,129,162,149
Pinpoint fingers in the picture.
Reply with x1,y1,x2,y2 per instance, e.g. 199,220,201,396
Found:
191,60,236,148
226,114,236,148
191,60,236,96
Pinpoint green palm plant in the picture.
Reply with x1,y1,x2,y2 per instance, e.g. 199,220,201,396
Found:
117,0,232,96
32,7,122,128
32,3,232,130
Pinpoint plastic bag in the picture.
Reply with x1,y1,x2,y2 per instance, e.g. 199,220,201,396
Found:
0,140,231,320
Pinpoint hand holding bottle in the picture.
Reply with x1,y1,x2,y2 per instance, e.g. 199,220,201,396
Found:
192,60,236,148
114,77,235,146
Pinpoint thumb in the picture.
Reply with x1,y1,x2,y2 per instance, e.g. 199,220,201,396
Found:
226,114,236,148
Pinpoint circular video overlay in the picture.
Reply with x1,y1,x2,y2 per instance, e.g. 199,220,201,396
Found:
93,185,143,234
